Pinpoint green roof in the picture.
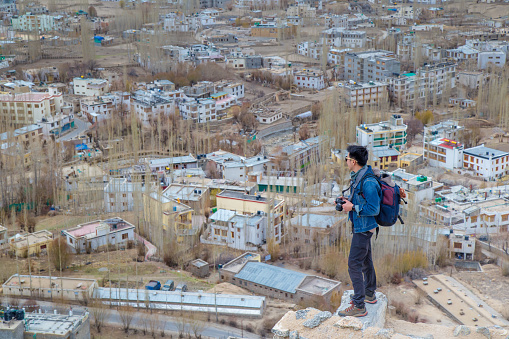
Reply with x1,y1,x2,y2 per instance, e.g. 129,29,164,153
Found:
402,73,416,77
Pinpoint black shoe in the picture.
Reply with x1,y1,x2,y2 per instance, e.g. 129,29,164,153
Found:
350,293,377,304
338,304,368,317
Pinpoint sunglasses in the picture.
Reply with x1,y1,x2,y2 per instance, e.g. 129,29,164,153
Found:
345,157,355,162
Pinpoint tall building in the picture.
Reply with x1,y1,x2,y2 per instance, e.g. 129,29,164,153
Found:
344,50,401,83
356,114,407,150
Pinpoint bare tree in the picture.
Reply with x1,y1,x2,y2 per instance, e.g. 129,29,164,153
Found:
148,313,160,337
90,299,109,333
190,313,205,339
118,305,134,333
49,238,71,271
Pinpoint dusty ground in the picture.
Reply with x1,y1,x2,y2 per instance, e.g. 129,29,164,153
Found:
454,264,509,318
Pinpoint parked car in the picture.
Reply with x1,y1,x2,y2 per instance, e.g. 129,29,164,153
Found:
161,280,175,291
145,280,161,290
175,283,188,292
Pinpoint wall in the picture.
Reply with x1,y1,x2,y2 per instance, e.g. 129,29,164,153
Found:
0,321,23,339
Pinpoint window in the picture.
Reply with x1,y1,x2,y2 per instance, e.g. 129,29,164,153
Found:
453,242,462,249
69,238,73,244
231,231,234,238
214,229,220,235
122,233,128,240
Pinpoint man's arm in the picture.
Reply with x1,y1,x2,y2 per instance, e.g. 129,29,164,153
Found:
354,179,381,216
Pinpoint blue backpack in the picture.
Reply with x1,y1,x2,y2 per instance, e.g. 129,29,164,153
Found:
359,173,405,228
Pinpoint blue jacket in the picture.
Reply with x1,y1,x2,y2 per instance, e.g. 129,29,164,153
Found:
348,166,382,233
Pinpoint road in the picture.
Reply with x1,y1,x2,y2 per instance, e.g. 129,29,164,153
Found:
57,118,90,142
2,299,261,339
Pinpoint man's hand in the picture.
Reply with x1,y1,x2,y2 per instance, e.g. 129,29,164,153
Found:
400,188,407,199
340,198,354,212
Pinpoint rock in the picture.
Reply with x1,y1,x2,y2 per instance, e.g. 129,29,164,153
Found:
453,325,471,337
375,328,394,339
98,267,108,272
476,327,491,339
302,311,332,329
336,290,388,330
333,316,364,331
407,335,433,339
289,330,300,339
295,309,310,320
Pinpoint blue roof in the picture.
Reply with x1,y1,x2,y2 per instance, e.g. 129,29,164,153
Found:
75,143,88,150
234,262,306,293
464,145,509,159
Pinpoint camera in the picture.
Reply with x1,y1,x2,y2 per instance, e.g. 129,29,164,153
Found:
335,197,346,211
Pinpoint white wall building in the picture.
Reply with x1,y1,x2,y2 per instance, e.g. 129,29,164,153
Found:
179,98,216,123
477,51,506,69
62,218,136,253
104,178,152,213
131,90,175,125
293,70,325,90
11,14,58,32
341,81,388,107
463,145,509,180
223,156,271,182
356,114,407,150
73,78,110,97
424,138,464,170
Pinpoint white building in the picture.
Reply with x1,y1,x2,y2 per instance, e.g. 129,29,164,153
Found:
477,51,506,69
131,90,175,125
223,156,271,182
207,209,267,250
356,114,407,150
62,218,136,253
80,93,130,123
325,14,348,29
463,145,509,180
424,138,464,170
340,81,388,107
222,82,245,99
293,70,325,90
254,109,283,124
104,178,151,213
320,28,366,49
179,98,217,123
37,114,75,137
11,14,58,32
73,78,109,97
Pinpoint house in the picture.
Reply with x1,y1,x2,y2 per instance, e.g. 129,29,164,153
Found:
216,190,285,244
293,70,325,90
179,98,217,123
448,231,475,260
189,259,209,278
220,253,341,303
399,152,424,169
104,178,152,213
222,156,271,182
340,81,388,107
9,230,53,257
463,145,509,180
320,28,366,49
371,146,400,170
424,138,464,170
206,209,267,250
162,184,209,215
62,218,136,253
254,108,283,124
73,77,109,96
146,154,199,173
289,214,344,248
130,90,176,125
271,136,326,175
2,274,97,301
356,114,407,150
344,50,400,83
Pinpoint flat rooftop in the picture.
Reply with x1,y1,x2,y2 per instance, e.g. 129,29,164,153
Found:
65,218,134,238
10,230,52,248
290,214,342,229
24,313,88,335
297,276,341,296
464,145,509,159
222,252,260,274
3,274,96,291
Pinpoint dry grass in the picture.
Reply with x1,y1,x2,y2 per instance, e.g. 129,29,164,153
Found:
502,260,509,277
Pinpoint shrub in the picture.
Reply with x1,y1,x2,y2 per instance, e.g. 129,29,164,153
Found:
49,237,72,271
228,318,238,328
390,272,403,285
502,260,509,277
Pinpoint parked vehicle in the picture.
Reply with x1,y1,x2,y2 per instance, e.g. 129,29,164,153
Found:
145,280,161,290
175,283,188,292
161,280,175,291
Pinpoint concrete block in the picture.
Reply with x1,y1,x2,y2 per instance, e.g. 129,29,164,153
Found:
0,320,23,339
476,327,491,339
335,290,387,330
334,316,363,330
453,325,471,337
375,328,395,338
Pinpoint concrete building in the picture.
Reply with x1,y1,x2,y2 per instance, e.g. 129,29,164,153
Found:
478,51,506,69
286,3,316,18
9,230,53,257
220,253,341,303
293,69,325,90
0,225,7,248
344,50,400,83
207,209,267,250
189,259,209,278
179,98,216,123
457,71,485,90
320,28,366,49
11,14,59,32
371,146,400,170
62,218,136,253
324,14,348,29
424,138,464,170
3,274,97,301
146,154,198,172
449,231,475,260
271,136,326,175
340,81,388,107
80,93,130,123
289,214,343,248
463,145,509,180
0,89,64,127
216,190,285,243
37,114,75,137
162,184,209,215
254,108,283,124
131,90,176,125
104,178,150,213
223,156,271,182
250,23,295,39
73,78,109,97
356,114,407,150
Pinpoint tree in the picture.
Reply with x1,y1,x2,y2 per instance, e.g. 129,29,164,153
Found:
299,125,310,140
118,305,134,333
49,237,71,271
88,6,97,17
415,110,434,125
119,0,125,9
405,119,424,145
90,299,109,333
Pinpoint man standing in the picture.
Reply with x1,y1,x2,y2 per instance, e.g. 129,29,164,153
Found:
337,145,381,317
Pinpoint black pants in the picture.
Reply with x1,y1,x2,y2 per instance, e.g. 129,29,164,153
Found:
348,231,376,308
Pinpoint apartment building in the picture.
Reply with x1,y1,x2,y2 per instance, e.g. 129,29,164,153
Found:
62,218,135,253
0,89,64,127
0,124,43,167
11,14,59,32
424,138,464,170
289,214,343,248
340,81,388,107
131,90,175,125
80,93,129,123
286,3,316,17
293,69,325,90
73,78,109,97
463,145,509,180
423,120,464,163
251,23,295,39
320,28,366,49
178,98,216,123
324,14,348,29
388,62,456,107
477,51,506,69
371,146,400,170
344,50,401,83
0,0,16,13
208,209,267,250
223,156,271,182
356,114,407,150
104,178,150,213
162,184,209,216
272,136,326,174
216,190,285,243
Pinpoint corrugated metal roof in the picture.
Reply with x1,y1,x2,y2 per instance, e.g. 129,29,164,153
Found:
234,262,306,293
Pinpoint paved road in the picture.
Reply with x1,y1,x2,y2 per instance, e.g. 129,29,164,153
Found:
57,118,90,142
2,299,261,339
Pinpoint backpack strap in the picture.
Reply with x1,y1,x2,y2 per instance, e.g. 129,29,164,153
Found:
358,173,381,198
